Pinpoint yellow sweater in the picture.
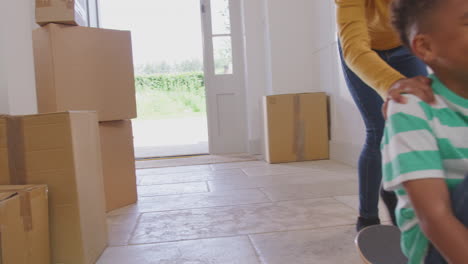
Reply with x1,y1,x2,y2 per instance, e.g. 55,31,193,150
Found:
335,0,405,97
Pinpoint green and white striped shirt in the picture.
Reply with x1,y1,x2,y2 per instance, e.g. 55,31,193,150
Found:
382,74,468,264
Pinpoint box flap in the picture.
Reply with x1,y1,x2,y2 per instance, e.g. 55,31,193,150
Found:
0,185,47,193
0,192,17,202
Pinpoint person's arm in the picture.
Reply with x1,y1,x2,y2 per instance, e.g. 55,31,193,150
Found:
335,0,405,96
404,179,468,264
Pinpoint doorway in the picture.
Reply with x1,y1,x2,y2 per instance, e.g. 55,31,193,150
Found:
99,0,209,159
97,0,248,158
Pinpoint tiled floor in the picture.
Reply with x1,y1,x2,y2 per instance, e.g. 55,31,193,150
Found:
97,160,391,264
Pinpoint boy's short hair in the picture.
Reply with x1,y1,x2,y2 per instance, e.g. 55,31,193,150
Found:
391,0,443,47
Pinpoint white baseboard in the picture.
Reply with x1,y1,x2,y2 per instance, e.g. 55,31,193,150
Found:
330,140,361,168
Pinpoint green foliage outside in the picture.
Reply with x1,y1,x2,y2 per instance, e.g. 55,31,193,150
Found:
135,59,203,75
135,72,206,120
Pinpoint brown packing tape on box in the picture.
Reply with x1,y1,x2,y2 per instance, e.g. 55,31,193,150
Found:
20,191,34,232
0,187,35,232
0,185,50,264
292,94,306,162
0,117,10,182
6,117,27,185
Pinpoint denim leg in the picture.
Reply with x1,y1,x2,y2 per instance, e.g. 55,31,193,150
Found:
451,176,468,229
338,45,384,219
425,176,468,264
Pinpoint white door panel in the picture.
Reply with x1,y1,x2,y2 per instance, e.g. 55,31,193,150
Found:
201,0,247,154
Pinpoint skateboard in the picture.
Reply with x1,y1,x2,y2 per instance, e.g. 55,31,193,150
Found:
355,225,408,264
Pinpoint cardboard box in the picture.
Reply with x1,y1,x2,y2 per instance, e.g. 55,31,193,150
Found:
263,92,329,163
33,24,137,121
0,185,50,264
2,112,108,264
99,120,137,212
36,0,88,26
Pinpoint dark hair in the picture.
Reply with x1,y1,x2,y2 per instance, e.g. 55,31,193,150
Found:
391,0,443,47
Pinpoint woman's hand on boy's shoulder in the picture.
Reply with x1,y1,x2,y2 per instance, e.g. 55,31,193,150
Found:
382,76,434,119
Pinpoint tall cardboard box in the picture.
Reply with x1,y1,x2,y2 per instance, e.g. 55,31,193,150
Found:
0,185,50,264
263,92,329,163
3,112,108,264
33,24,137,121
0,117,10,183
36,0,88,26
99,120,137,212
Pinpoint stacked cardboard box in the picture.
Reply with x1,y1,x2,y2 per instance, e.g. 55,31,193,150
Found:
32,15,138,212
0,185,50,264
263,92,330,164
99,120,137,211
36,0,88,26
0,112,108,264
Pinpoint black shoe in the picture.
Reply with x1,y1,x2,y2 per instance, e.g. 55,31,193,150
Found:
356,216,381,232
380,186,398,226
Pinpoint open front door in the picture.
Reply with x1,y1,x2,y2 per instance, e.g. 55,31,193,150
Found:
200,0,248,154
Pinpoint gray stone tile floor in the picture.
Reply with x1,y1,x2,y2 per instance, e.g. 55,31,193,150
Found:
98,160,391,264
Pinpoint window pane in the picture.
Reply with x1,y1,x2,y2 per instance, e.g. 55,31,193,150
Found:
211,0,231,35
213,36,233,75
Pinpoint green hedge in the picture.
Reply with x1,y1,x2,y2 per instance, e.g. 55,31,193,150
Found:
134,72,206,119
135,72,205,93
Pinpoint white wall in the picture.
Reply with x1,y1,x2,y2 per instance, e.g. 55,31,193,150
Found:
242,0,336,155
315,2,365,166
241,0,270,155
265,0,323,94
0,0,38,115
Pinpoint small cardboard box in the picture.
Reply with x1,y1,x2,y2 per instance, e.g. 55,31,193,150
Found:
0,185,50,264
99,120,137,212
263,92,329,163
1,112,108,264
33,24,137,121
36,0,88,26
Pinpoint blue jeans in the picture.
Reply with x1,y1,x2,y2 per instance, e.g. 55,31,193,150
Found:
425,176,468,263
338,44,428,219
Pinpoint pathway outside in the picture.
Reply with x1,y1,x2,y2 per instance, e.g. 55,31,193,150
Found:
133,116,209,158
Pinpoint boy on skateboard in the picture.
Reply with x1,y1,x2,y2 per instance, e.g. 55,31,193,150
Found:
382,0,468,263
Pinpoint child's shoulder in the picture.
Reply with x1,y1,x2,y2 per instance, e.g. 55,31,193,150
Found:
387,94,428,119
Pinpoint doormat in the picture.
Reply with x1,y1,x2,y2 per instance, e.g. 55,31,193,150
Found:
135,153,260,169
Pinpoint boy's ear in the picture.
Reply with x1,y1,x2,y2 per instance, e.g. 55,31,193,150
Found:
411,34,436,63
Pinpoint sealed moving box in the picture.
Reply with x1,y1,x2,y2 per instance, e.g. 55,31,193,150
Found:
0,112,107,264
0,117,10,183
263,92,329,163
33,24,137,121
36,0,88,26
0,185,50,264
99,120,137,212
